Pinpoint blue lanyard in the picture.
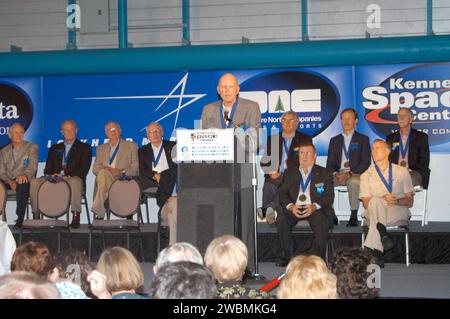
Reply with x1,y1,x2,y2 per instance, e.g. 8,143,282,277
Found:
342,139,350,161
399,133,410,160
375,162,393,193
299,169,312,193
109,142,120,165
219,98,238,129
280,138,292,172
152,145,164,169
63,146,70,165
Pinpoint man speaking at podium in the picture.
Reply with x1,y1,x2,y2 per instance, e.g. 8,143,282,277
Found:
201,73,261,277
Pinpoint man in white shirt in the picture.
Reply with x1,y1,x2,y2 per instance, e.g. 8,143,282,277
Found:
135,122,177,245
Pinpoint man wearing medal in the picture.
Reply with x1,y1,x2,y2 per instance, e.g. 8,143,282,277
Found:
30,120,92,228
386,107,430,189
201,73,261,276
135,122,177,245
0,123,38,228
326,108,371,226
259,111,312,224
359,140,414,267
91,121,139,219
276,141,336,267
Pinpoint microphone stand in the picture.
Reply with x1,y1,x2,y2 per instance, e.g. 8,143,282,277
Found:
244,128,265,281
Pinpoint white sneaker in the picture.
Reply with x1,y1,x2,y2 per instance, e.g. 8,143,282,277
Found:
266,207,277,225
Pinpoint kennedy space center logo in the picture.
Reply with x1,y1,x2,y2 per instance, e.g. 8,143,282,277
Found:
362,63,450,146
0,82,34,148
239,70,340,137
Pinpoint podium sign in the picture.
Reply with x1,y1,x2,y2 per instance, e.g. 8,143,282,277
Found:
176,129,234,162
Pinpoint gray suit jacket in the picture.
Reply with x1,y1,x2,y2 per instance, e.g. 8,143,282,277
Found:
92,139,139,177
201,97,261,129
0,141,38,182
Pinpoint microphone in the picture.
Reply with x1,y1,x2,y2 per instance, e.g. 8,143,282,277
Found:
224,110,230,124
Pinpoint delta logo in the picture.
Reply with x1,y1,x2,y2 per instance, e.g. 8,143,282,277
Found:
0,82,34,148
362,63,450,145
239,70,340,137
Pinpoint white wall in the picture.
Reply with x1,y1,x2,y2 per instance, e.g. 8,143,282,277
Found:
1,0,450,52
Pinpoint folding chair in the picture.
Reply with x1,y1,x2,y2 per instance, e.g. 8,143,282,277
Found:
88,179,144,261
411,185,428,226
19,180,72,253
361,218,410,267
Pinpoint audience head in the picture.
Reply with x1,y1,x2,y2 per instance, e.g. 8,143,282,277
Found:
49,250,94,294
204,234,248,283
11,241,52,276
96,246,144,295
330,247,379,299
0,271,60,299
277,255,337,299
154,242,203,274
149,261,216,299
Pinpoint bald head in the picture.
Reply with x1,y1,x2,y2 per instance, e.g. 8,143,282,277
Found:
217,73,240,107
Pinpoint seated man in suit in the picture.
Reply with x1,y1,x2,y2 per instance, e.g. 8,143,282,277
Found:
91,121,139,219
276,141,336,266
30,120,92,228
135,122,177,245
359,139,414,268
259,111,312,224
326,108,371,226
0,123,38,228
386,107,430,189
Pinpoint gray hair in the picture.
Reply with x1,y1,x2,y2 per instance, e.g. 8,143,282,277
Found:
281,111,299,121
146,122,164,134
155,242,203,271
104,121,121,131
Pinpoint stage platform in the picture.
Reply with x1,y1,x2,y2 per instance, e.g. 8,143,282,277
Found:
8,221,450,263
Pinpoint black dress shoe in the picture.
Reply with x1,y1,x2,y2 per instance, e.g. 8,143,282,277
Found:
13,220,23,229
346,218,359,227
382,235,395,252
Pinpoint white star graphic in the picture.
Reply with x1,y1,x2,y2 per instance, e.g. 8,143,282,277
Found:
75,73,206,132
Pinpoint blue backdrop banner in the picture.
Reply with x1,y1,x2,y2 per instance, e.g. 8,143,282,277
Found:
1,62,449,161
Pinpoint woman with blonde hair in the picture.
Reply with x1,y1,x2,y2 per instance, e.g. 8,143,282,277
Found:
204,235,271,299
95,246,148,299
277,255,337,299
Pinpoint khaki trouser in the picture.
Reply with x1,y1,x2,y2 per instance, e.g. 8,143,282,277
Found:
363,197,410,252
161,196,177,246
333,173,361,211
30,176,84,214
91,169,116,218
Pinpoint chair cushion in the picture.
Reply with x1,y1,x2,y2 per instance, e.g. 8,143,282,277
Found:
22,219,68,228
142,187,158,196
91,219,139,229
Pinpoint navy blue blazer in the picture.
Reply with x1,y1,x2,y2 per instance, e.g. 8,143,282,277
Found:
138,140,177,207
326,131,371,175
386,128,430,189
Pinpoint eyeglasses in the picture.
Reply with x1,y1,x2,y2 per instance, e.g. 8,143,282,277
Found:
148,129,161,135
281,119,298,123
105,127,117,133
299,151,315,157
